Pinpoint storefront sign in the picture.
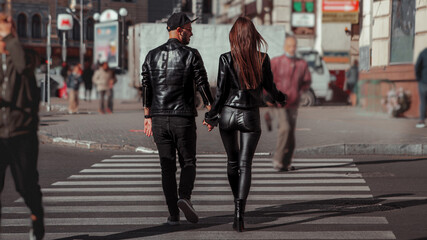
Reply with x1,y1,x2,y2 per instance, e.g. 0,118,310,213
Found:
322,0,359,23
322,0,359,12
292,13,315,27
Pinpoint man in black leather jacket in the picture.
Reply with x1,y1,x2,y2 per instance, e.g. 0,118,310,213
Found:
141,12,213,225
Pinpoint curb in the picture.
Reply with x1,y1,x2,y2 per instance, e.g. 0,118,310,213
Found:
295,144,427,155
39,132,427,155
38,131,158,153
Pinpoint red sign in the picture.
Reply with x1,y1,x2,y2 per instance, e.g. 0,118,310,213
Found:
322,0,359,12
57,14,73,30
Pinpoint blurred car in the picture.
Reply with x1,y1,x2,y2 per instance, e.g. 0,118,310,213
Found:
297,49,335,106
36,65,67,100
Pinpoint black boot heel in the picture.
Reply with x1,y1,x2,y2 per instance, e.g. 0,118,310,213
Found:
235,199,245,232
232,199,237,230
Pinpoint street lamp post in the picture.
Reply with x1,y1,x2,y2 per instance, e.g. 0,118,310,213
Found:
119,8,128,70
79,0,84,69
67,0,90,70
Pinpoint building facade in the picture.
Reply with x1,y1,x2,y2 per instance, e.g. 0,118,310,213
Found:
9,0,148,67
359,0,427,117
212,0,353,72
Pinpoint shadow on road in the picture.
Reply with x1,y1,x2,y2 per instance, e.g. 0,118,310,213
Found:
54,193,427,240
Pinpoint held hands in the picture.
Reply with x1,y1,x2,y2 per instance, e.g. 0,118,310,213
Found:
203,120,214,132
203,104,214,131
144,119,153,137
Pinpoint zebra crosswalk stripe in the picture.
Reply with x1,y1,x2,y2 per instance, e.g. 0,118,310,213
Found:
1,154,395,240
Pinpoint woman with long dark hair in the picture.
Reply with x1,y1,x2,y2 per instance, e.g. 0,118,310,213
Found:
204,17,286,232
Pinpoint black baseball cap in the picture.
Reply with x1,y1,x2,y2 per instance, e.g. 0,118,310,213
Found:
167,12,198,32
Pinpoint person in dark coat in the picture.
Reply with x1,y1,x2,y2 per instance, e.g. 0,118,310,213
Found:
415,48,427,128
0,13,44,240
82,59,94,102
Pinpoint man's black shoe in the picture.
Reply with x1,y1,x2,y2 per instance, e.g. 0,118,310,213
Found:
177,198,199,223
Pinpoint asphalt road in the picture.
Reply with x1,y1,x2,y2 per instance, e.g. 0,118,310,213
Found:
1,144,426,239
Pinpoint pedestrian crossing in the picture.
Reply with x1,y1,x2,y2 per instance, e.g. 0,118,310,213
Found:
1,154,396,239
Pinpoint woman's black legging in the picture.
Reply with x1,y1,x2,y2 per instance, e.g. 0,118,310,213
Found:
219,106,261,200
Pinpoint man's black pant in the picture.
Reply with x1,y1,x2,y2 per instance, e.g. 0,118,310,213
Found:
0,132,44,220
152,116,197,216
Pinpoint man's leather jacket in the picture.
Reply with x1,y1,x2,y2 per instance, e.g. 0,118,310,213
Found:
141,38,213,117
205,52,286,125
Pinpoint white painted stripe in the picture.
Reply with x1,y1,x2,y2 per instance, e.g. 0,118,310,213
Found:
1,216,389,227
4,205,388,217
16,194,373,202
69,173,364,179
42,186,370,193
0,231,396,240
112,153,272,158
53,179,366,185
93,162,355,167
103,158,354,163
80,167,359,173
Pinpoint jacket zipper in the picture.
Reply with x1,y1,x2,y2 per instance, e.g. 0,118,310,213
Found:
200,85,211,106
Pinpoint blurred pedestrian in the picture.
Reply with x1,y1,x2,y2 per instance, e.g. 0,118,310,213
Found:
345,59,359,106
92,62,116,114
203,17,286,232
0,13,44,240
82,59,94,102
415,48,427,128
141,12,213,225
60,62,70,99
67,64,83,114
268,35,311,172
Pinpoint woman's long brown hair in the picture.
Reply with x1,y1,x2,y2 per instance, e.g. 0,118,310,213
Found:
229,17,267,89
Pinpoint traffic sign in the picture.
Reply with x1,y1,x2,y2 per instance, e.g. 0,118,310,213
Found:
322,0,359,12
57,14,73,30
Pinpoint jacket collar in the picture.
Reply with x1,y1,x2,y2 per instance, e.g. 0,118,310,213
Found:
167,38,182,44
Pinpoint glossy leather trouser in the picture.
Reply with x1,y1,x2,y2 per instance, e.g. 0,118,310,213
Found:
219,106,261,200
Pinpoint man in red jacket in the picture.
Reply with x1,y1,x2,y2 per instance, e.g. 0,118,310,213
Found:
269,35,311,171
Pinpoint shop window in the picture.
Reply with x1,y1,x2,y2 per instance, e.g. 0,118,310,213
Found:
86,18,94,41
182,0,192,12
17,13,27,38
390,0,415,63
31,14,42,39
73,19,80,41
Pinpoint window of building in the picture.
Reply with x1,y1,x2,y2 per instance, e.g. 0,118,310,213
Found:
17,13,27,38
390,0,415,63
86,18,94,41
31,14,42,39
203,0,212,14
181,0,192,12
73,19,80,41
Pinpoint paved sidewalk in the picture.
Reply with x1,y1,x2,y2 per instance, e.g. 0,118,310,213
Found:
38,98,427,155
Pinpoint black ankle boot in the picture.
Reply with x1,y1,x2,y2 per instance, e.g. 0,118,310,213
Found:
235,199,246,232
232,199,237,230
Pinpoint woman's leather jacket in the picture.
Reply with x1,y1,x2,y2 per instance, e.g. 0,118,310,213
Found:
205,52,286,126
141,38,213,117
